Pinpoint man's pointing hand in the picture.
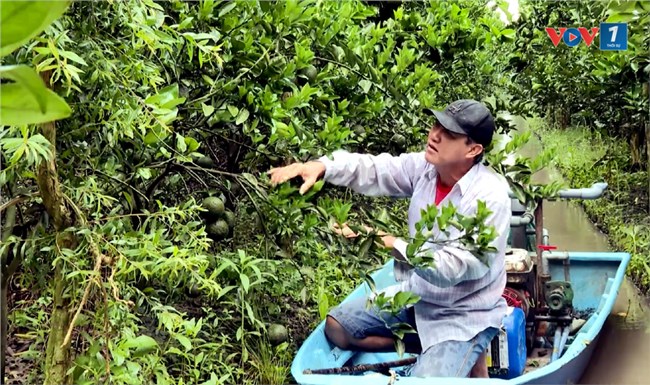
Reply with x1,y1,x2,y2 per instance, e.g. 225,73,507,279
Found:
267,161,326,195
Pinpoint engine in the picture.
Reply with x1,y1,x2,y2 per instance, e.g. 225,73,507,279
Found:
503,247,535,317
505,247,538,352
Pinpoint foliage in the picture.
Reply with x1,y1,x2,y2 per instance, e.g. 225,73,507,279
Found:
405,201,498,267
488,127,566,207
0,1,72,126
507,0,649,167
2,1,511,384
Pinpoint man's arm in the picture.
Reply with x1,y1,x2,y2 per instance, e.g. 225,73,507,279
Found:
391,197,511,288
317,150,428,197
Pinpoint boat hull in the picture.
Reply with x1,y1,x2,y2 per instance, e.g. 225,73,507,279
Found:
291,251,630,385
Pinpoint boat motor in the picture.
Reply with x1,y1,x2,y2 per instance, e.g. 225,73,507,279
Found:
545,281,574,316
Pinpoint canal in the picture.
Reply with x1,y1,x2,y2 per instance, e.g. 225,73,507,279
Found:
518,124,650,384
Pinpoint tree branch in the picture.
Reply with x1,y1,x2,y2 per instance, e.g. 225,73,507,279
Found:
37,71,74,230
61,238,103,348
0,193,39,214
189,38,277,105
145,161,174,199
93,169,149,203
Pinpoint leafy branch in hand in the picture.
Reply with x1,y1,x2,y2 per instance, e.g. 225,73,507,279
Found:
404,200,498,268
363,200,498,357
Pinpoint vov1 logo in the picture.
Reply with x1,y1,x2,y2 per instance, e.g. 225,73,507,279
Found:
545,22,628,51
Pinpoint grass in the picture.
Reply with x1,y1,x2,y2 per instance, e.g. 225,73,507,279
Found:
531,117,650,293
248,338,293,385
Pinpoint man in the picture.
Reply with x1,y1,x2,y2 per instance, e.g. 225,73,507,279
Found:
268,99,511,378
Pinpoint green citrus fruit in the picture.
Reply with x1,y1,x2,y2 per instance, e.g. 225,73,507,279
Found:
196,156,215,168
300,65,318,82
207,220,229,238
268,323,288,345
203,197,225,217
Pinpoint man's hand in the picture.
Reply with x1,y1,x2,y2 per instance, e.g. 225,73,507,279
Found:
332,222,397,249
267,161,326,195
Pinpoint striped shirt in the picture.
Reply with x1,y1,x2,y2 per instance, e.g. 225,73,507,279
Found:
318,150,511,352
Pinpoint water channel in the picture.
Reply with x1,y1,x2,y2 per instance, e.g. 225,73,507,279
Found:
516,124,650,384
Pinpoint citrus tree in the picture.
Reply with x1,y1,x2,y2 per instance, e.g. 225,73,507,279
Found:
508,0,649,167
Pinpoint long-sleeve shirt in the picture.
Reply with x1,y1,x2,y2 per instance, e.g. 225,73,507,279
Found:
317,150,511,352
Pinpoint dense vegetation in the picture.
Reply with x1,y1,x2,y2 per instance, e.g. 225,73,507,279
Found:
0,0,647,384
536,121,650,292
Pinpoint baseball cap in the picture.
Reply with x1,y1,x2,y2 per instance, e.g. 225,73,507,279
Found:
424,99,495,148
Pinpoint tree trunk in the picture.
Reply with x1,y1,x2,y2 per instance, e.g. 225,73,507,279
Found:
559,108,569,129
1,282,6,385
37,70,75,385
1,205,17,385
646,122,650,214
43,265,72,385
36,123,72,230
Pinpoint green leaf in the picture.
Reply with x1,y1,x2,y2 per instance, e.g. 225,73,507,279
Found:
176,133,187,152
137,168,152,180
0,0,70,58
606,13,635,23
0,65,49,113
195,352,205,366
393,291,416,307
0,83,71,126
239,273,250,293
185,137,200,152
359,79,372,93
218,2,237,17
394,339,405,358
511,183,527,205
201,103,215,117
144,84,185,109
311,180,324,192
123,335,159,357
640,1,650,12
501,29,516,40
245,302,256,323
175,334,192,351
259,0,272,12
199,373,220,385
144,124,167,145
235,108,249,125
363,273,376,292
318,288,329,320
59,50,87,66
358,236,374,259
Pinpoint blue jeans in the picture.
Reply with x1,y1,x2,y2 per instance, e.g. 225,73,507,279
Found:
328,296,499,378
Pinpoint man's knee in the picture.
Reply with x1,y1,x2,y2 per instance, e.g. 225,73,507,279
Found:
410,339,486,378
325,315,351,349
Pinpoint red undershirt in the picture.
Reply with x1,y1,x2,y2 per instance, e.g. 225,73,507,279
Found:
435,178,453,206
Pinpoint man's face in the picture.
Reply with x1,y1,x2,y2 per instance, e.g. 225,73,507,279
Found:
424,123,483,167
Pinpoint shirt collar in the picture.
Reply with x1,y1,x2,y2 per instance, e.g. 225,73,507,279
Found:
426,162,482,197
456,163,481,196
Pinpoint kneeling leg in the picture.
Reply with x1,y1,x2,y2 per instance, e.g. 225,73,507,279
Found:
324,297,421,353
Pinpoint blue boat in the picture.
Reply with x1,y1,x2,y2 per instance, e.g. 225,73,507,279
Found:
291,183,631,384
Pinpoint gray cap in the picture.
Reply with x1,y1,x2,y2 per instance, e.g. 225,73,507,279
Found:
425,99,495,147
